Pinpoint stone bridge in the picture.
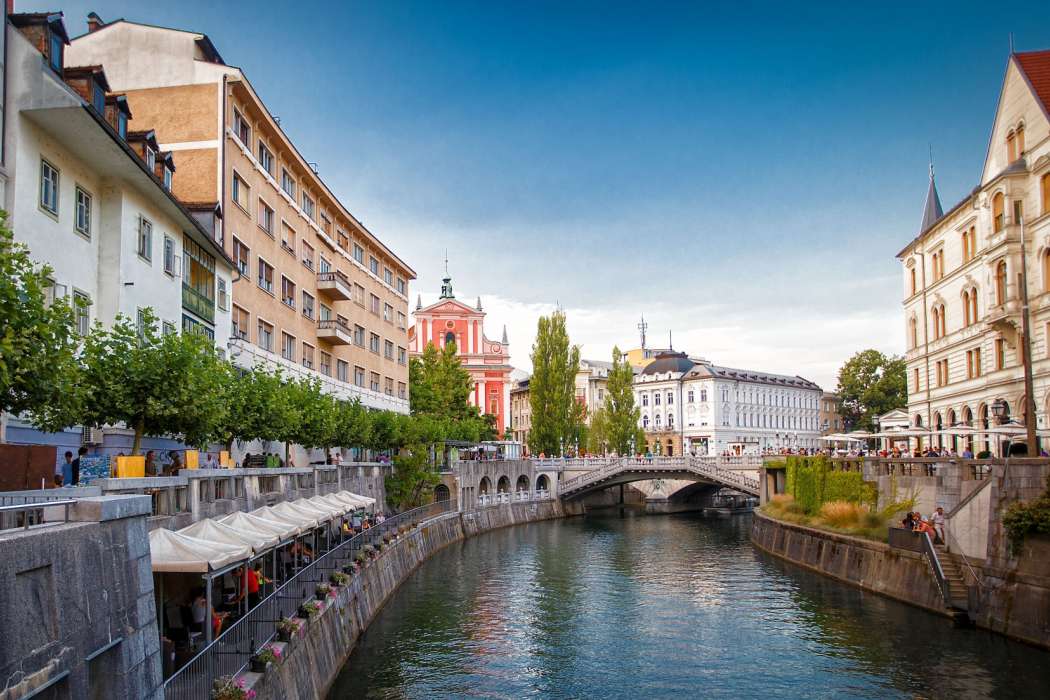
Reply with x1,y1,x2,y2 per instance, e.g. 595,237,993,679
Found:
555,456,761,501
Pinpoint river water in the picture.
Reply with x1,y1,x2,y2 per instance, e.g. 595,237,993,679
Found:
328,510,1049,699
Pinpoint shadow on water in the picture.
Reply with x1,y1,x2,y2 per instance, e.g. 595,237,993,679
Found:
327,512,1049,700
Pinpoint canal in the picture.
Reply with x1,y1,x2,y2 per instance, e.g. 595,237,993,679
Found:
328,510,1049,699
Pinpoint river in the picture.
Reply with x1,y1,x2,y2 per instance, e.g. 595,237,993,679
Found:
328,510,1049,699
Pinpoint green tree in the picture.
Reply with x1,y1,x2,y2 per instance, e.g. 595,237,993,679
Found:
587,407,609,455
0,216,81,437
528,310,580,456
835,349,907,432
603,346,641,455
385,442,441,510
216,366,296,452
336,399,373,452
409,341,474,420
73,309,229,453
288,378,338,452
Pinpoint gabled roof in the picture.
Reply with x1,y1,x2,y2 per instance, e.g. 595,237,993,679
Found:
1014,50,1050,119
919,167,943,234
415,295,483,316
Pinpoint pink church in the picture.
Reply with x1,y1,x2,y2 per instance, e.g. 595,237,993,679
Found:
408,273,512,436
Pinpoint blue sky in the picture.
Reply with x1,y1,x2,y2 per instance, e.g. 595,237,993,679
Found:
25,0,1050,387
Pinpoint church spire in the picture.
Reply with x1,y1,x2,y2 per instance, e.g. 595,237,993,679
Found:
439,252,454,299
476,296,483,311
501,325,508,344
919,147,944,233
416,293,422,310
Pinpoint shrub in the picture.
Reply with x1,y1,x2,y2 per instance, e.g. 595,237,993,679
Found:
1003,475,1050,545
315,583,331,597
276,617,299,641
254,645,281,665
818,501,866,528
331,571,349,586
211,676,255,700
299,600,321,620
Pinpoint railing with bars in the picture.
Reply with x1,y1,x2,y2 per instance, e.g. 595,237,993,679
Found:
161,499,455,700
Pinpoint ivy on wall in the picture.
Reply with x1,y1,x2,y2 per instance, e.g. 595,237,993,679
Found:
783,456,877,515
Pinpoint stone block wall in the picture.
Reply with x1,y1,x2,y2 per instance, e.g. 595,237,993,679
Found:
0,496,162,700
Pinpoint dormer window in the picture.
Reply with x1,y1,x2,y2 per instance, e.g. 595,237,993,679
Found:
163,167,173,191
91,81,106,113
49,28,64,72
146,148,156,172
117,112,128,139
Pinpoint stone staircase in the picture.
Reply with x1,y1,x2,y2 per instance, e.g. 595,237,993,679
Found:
933,543,969,610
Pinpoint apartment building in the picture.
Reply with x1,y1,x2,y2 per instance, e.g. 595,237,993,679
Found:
898,49,1050,454
1,12,235,449
67,14,414,413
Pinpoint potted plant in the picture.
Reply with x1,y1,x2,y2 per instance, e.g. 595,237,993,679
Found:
383,532,393,545
364,544,376,559
298,600,321,620
211,676,256,700
331,571,350,587
315,583,332,598
355,552,367,570
249,645,281,673
276,617,299,643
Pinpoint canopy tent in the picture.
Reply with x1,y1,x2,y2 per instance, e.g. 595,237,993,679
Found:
178,517,280,554
819,434,864,443
269,501,323,528
219,510,299,542
309,494,351,515
288,498,339,521
334,490,376,508
149,528,250,573
253,504,315,532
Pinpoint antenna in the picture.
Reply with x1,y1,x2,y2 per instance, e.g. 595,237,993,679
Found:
444,249,448,276
928,143,934,179
637,316,648,350
1009,32,1015,54
669,330,673,351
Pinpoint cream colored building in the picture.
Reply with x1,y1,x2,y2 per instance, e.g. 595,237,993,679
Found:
67,14,414,414
898,49,1050,454
509,379,531,447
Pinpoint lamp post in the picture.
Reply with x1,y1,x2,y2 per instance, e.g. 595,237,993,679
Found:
992,398,1010,458
1017,213,1038,456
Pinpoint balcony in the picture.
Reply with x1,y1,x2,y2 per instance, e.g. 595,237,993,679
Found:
984,298,1022,346
316,271,352,301
316,318,352,345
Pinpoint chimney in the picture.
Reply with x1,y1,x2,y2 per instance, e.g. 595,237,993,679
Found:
86,12,104,33
7,1,14,16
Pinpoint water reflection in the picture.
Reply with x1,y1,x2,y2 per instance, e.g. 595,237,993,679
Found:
328,512,1049,699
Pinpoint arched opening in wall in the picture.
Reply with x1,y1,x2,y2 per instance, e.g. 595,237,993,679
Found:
914,414,924,451
962,406,974,454
995,260,1007,305
497,475,510,493
536,474,550,492
515,475,529,492
445,331,456,348
946,409,957,452
978,403,990,455
666,440,674,456
434,484,451,502
479,476,491,495
933,412,943,449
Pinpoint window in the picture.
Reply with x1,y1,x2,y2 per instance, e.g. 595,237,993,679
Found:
370,333,380,353
259,200,275,236
339,360,351,383
700,389,707,402
995,260,1007,305
642,394,648,407
352,364,364,386
181,234,216,322
281,276,296,308
117,112,128,139
281,169,296,198
233,108,251,146
163,236,176,275
40,160,59,214
281,332,295,361
397,311,406,329
354,284,365,305
397,277,406,295
385,377,394,396
319,351,331,376
913,367,920,391
1017,123,1026,156
687,390,694,403
320,213,332,234
398,382,407,399
318,256,330,274
302,291,315,319
370,372,380,392
995,337,1006,369
232,172,250,212
353,243,364,264
931,249,944,281
384,339,394,359
967,348,982,379
302,241,315,270
383,303,393,323
232,305,249,339
1013,199,1024,227
162,321,176,336
643,415,650,429
146,148,156,172
233,238,250,275
48,28,63,72
993,192,1005,232
163,167,173,191
281,221,295,253
302,343,315,369
258,258,274,294
258,141,274,175
337,231,349,250
384,267,393,285
370,294,380,315
936,359,948,387
354,324,365,346
91,80,106,114
1007,130,1017,162
654,393,661,406
319,304,331,321
73,290,90,335
655,414,662,428
258,320,273,351
1043,173,1050,215
301,193,315,220
369,256,379,275
398,346,407,365
137,217,153,261
666,391,674,405
74,186,91,237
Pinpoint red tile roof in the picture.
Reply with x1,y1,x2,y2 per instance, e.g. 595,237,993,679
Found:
1015,50,1050,115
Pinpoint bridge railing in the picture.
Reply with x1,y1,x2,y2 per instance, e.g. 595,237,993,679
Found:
476,490,553,507
558,455,761,496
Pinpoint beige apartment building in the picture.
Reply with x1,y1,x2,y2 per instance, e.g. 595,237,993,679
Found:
820,392,843,434
66,14,413,414
898,49,1050,454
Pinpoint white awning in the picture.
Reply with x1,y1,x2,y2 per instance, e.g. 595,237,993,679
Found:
309,495,351,515
336,490,376,508
254,504,317,531
219,510,299,542
149,527,250,573
179,517,280,553
289,498,339,521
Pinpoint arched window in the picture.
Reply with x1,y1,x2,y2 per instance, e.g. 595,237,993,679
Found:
667,413,674,428
995,260,1007,305
931,306,940,339
909,317,918,348
993,192,1005,232
444,331,456,347
655,414,662,428
962,291,971,326
1017,123,1025,156
968,226,977,259
1043,173,1050,215
1007,130,1017,162
969,288,978,324
962,230,970,262
642,415,649,429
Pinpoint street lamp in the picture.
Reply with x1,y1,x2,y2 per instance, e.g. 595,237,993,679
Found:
991,398,1008,425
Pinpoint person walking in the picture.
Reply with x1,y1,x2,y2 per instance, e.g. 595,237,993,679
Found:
58,451,73,486
932,506,946,544
70,446,87,485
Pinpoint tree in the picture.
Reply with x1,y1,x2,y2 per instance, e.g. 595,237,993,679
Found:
586,407,609,455
528,310,580,456
409,341,474,421
288,378,339,452
836,349,907,432
73,309,229,453
603,346,641,455
385,442,441,510
217,366,299,452
0,216,81,438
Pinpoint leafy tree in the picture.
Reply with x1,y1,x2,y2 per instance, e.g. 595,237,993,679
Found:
603,346,641,455
73,309,229,453
336,399,373,453
385,442,441,510
0,216,81,437
528,310,580,456
289,378,338,452
217,366,297,452
835,349,907,432
409,341,474,420
587,407,609,455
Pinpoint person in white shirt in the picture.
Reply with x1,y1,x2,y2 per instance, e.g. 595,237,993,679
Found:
931,506,946,543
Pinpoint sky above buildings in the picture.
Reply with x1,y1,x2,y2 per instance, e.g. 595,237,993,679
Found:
25,0,1050,388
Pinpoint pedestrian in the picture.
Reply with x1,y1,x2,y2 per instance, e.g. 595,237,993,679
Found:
71,446,86,486
57,451,73,487
204,452,217,469
168,451,182,475
901,511,916,530
932,506,946,543
145,450,157,476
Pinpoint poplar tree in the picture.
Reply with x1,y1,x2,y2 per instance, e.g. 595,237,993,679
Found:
528,310,580,456
603,346,641,456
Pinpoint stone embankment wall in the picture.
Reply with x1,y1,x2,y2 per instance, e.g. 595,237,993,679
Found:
750,512,946,615
250,499,574,700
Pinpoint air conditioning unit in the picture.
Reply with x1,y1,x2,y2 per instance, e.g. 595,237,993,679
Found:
81,426,104,445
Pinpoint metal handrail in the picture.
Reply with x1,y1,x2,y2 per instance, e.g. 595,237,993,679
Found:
0,499,76,531
920,530,954,607
943,525,984,590
162,499,455,700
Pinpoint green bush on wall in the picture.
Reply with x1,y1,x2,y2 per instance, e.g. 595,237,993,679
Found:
784,456,877,515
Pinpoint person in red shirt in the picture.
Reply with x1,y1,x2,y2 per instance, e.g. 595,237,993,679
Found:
235,565,261,609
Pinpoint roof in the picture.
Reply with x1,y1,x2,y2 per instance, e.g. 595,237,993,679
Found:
63,64,110,92
10,12,70,43
1015,50,1050,117
640,352,694,376
918,168,943,234
684,362,821,390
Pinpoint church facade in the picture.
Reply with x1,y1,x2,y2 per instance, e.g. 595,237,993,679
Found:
409,274,512,435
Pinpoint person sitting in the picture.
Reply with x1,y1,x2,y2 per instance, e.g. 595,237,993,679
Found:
901,512,916,530
914,517,936,538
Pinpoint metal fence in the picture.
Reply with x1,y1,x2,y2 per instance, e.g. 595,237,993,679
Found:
162,499,456,700
0,499,77,532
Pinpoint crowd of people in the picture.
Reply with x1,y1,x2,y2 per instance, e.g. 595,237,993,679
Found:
901,507,947,543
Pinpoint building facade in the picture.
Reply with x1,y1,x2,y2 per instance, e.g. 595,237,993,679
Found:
898,49,1050,454
821,392,844,434
67,15,413,414
408,274,512,434
2,12,235,451
635,352,822,456
509,379,531,447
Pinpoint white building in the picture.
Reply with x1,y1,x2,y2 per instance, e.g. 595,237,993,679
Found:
1,12,234,451
898,48,1050,455
634,351,822,456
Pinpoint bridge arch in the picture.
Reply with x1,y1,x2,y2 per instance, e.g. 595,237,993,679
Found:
557,456,760,501
515,475,529,492
497,475,510,493
479,476,491,495
536,474,550,492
